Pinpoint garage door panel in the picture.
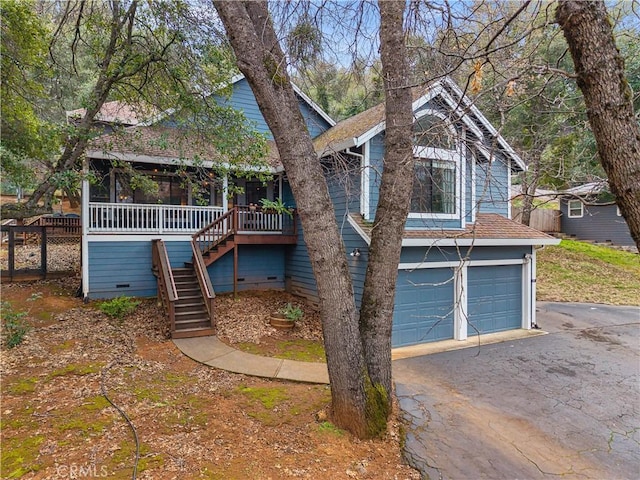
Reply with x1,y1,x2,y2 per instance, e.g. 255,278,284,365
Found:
468,265,522,334
393,268,455,347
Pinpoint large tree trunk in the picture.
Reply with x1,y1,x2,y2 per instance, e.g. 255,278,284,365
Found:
556,0,640,249
212,0,379,438
358,0,414,401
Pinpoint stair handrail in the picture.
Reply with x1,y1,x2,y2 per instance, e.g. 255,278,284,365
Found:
192,206,237,255
191,240,215,324
151,239,178,335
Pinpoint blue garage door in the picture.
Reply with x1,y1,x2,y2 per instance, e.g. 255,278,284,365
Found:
393,268,455,347
467,265,522,334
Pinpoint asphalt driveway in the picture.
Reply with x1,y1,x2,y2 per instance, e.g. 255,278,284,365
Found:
393,302,640,479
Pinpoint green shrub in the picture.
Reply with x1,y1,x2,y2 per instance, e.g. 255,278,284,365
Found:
99,296,140,320
279,303,303,322
1,301,30,348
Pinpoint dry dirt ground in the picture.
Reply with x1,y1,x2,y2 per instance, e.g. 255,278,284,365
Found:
1,278,419,479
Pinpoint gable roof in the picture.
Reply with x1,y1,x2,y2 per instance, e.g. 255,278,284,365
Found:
314,77,525,171
87,125,282,172
67,75,334,132
66,101,160,126
349,212,559,247
562,181,609,197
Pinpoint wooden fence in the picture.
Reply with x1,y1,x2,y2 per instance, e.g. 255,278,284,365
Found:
512,207,561,233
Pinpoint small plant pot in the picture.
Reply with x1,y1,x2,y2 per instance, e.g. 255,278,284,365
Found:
269,314,295,330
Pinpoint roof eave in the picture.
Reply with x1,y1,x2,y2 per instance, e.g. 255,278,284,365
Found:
86,149,280,174
401,237,560,247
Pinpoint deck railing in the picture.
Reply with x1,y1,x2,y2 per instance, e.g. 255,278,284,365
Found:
236,205,296,234
88,202,224,233
192,206,297,257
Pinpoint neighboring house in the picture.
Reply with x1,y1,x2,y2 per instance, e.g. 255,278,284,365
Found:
80,75,558,346
559,182,634,246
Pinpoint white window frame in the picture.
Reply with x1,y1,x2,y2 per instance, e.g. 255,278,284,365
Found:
568,199,584,218
409,147,460,220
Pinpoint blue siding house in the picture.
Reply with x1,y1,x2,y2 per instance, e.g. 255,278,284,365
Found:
559,182,635,247
81,75,558,344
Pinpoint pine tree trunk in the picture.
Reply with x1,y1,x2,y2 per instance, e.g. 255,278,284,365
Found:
213,0,377,438
358,0,414,402
556,0,640,249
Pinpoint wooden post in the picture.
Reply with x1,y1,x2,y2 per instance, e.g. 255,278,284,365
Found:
233,243,238,299
41,226,47,277
8,228,15,280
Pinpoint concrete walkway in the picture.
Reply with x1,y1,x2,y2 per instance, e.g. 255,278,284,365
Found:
173,329,545,385
173,336,330,384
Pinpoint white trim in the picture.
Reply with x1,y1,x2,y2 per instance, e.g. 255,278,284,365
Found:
507,164,512,219
318,138,358,155
399,258,525,270
291,83,336,127
401,237,561,247
87,234,195,242
222,175,229,212
413,108,459,142
407,213,459,220
522,255,532,330
473,143,497,163
414,87,484,140
353,82,485,149
531,248,537,328
408,152,460,220
567,199,584,218
471,154,477,223
454,265,468,340
86,150,280,174
442,77,526,171
413,146,459,160
362,142,371,220
346,215,372,245
355,121,387,148
82,158,90,299
460,129,467,229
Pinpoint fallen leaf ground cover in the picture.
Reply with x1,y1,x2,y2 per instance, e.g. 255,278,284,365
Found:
1,278,418,479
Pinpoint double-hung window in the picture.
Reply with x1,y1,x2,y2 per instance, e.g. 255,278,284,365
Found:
568,199,583,218
409,113,459,219
411,158,456,214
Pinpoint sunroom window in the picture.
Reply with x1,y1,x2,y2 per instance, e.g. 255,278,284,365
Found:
411,159,456,214
115,172,187,205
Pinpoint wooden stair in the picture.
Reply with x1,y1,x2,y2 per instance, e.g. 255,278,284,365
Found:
202,238,235,267
171,266,215,338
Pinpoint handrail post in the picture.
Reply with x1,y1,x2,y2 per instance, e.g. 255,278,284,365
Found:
151,239,178,335
233,206,238,234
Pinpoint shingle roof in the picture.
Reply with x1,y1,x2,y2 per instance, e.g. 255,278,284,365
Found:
562,181,609,196
313,102,386,154
313,77,526,172
313,87,428,154
67,101,159,126
350,213,557,244
88,126,282,170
